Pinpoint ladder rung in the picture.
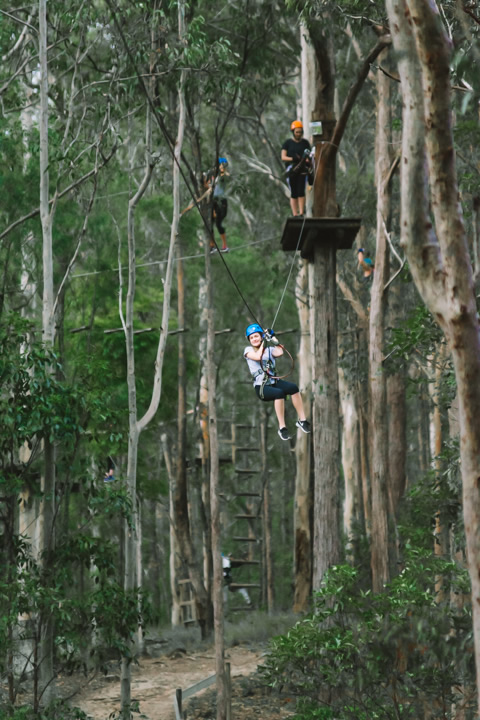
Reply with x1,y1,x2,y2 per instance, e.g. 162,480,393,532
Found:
230,559,260,565
236,447,260,452
234,424,256,429
235,514,259,520
235,493,260,497
229,583,260,589
234,469,260,474
233,537,259,542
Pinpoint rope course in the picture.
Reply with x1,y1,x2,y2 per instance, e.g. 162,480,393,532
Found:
104,0,261,325
105,0,319,347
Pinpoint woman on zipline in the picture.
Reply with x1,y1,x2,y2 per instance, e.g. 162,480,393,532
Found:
244,324,311,441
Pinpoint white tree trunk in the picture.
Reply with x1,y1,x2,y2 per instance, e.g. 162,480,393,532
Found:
339,367,362,552
38,0,55,705
120,11,185,708
369,47,392,592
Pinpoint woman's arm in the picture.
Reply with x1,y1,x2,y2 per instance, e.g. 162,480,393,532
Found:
245,342,265,361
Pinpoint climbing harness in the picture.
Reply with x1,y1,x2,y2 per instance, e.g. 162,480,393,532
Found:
290,148,314,183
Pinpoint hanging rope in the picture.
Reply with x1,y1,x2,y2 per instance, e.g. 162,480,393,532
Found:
269,149,321,330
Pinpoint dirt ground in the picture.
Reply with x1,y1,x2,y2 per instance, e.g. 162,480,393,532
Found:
70,644,296,720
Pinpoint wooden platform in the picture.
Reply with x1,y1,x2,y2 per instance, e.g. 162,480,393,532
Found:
280,217,361,260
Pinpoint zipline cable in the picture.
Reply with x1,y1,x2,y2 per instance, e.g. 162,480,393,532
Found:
269,148,321,331
104,0,262,325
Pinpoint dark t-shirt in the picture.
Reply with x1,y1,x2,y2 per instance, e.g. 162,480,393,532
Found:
281,137,311,168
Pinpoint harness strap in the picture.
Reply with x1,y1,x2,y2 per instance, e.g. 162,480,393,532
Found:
259,373,269,400
253,348,275,399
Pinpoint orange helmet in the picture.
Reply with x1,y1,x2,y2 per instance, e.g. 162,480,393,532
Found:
290,120,303,131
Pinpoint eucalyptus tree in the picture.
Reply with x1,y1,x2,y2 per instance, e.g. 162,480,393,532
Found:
385,0,480,708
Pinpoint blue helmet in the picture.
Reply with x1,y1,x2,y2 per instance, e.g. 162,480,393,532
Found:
246,323,263,339
218,156,228,166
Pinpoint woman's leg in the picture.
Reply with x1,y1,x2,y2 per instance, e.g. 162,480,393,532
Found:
291,391,306,421
274,398,286,428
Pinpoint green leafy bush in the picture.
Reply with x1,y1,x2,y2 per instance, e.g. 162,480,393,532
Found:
261,560,474,719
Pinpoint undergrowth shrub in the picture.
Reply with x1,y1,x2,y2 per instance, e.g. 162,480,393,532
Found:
261,557,474,719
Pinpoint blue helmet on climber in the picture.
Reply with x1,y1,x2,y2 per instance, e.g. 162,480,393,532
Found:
245,323,264,339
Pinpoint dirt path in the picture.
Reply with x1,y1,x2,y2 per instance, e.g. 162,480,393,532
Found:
73,646,265,720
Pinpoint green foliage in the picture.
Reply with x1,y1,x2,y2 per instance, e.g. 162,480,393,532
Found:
0,702,91,720
0,316,84,461
387,304,443,366
261,561,474,719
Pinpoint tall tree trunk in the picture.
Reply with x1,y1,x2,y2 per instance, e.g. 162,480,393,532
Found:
38,0,55,705
165,437,181,626
310,22,341,590
386,278,407,514
205,247,227,720
339,366,363,558
369,48,392,592
294,21,314,606
293,261,312,611
309,20,390,590
429,346,448,602
120,7,183,706
386,1,480,706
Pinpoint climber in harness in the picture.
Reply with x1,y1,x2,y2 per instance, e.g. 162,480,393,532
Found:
358,247,375,281
281,120,314,217
244,324,311,441
207,157,230,253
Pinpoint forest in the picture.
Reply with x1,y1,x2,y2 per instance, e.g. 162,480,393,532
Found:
1,0,480,718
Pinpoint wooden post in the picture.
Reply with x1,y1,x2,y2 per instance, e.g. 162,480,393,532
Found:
225,661,231,720
311,239,341,587
175,688,183,720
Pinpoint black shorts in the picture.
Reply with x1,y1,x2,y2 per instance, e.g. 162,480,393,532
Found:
213,198,227,234
255,379,299,401
286,172,307,199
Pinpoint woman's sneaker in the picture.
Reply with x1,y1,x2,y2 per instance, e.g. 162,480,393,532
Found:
278,427,290,441
296,419,311,434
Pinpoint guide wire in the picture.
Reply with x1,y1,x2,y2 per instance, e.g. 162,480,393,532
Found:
269,148,321,331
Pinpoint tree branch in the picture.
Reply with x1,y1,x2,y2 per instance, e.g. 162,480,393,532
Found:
0,142,117,242
331,36,391,153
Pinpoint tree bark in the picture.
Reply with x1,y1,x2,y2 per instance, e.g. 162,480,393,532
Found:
386,279,407,513
369,47,392,592
339,366,363,558
38,0,55,705
312,243,341,587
